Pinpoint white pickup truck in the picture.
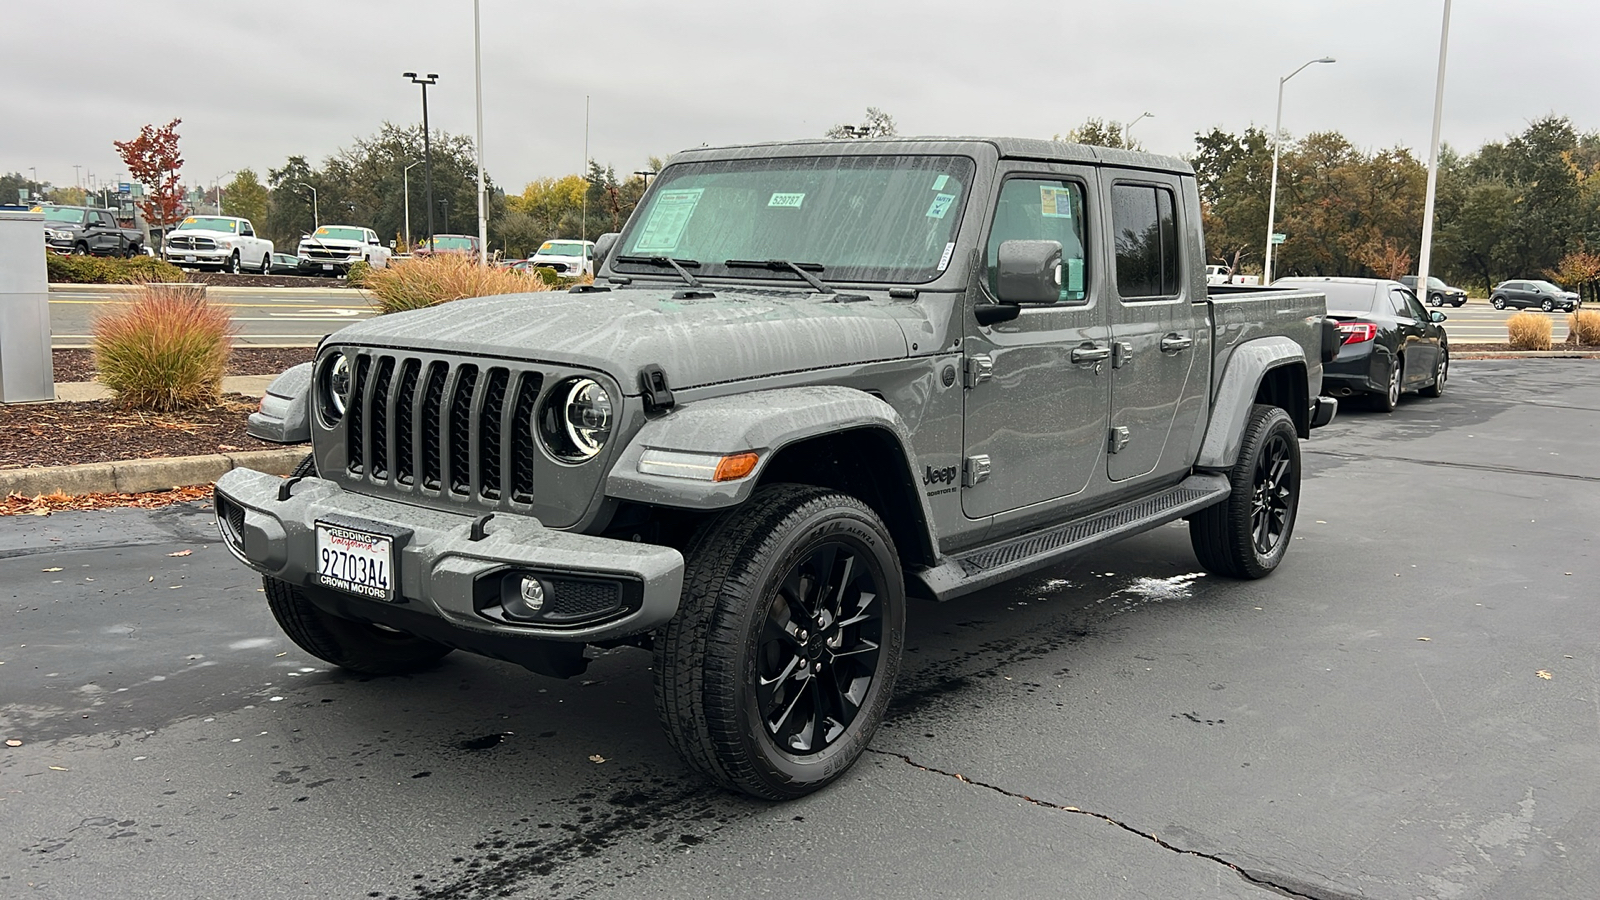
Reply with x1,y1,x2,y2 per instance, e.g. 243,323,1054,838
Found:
162,216,274,274
297,225,392,276
1206,264,1260,286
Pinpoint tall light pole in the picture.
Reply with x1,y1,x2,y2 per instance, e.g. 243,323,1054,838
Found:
1125,111,1153,145
215,170,236,215
581,95,590,241
1416,0,1453,301
404,72,439,247
403,160,422,250
1263,56,1336,284
473,0,488,266
296,182,318,229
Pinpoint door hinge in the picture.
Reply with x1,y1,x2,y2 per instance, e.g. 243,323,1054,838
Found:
963,454,992,487
964,354,993,389
1108,426,1130,454
1112,341,1133,369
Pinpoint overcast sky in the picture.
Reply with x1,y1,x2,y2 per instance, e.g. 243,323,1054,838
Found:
2,0,1594,193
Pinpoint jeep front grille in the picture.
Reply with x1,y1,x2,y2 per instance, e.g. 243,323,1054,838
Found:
337,351,545,507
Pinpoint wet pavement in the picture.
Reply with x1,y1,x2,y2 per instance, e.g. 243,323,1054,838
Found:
3,359,1597,899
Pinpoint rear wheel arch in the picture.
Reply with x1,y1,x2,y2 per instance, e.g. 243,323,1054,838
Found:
1253,361,1309,438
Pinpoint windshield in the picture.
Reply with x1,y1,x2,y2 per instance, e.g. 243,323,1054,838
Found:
1427,276,1447,289
43,207,87,224
613,154,977,284
175,217,239,233
427,235,476,250
310,226,366,242
536,241,587,257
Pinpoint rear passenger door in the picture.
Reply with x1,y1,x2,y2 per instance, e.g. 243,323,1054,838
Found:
1101,173,1207,484
1390,287,1439,388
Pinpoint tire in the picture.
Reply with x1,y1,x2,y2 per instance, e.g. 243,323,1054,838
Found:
127,243,143,259
1420,347,1447,398
290,452,316,478
1429,293,1443,307
227,251,241,274
261,254,272,274
1189,404,1301,580
1371,354,1401,412
1542,299,1554,312
263,576,452,675
653,484,905,800
72,242,89,256
1492,296,1506,310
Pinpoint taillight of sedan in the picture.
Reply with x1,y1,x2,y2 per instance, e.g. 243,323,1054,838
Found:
1337,322,1378,344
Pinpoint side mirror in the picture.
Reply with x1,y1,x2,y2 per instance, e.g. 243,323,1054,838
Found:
388,240,397,249
1430,310,1447,323
995,239,1063,304
592,232,620,270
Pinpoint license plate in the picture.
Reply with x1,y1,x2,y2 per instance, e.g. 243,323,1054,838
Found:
315,522,395,601
184,255,196,262
322,263,334,271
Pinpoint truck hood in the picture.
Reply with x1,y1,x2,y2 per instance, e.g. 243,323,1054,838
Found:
330,286,927,391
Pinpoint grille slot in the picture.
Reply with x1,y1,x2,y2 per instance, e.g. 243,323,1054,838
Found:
346,354,370,475
420,362,447,490
368,356,395,480
510,372,543,504
478,368,510,500
392,359,420,485
447,366,479,496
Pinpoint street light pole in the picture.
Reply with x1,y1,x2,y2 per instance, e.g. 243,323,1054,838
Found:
1416,0,1453,301
403,160,423,250
473,0,488,266
296,182,318,229
1124,112,1153,146
1263,56,1336,285
405,72,440,247
215,170,236,216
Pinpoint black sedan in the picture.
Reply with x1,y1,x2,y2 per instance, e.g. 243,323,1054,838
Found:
1275,277,1449,412
1491,280,1579,311
268,253,301,274
1399,274,1468,307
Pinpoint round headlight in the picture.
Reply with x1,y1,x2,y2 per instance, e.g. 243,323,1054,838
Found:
319,354,351,422
540,377,612,462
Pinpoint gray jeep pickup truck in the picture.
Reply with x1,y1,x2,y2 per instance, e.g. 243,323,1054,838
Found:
217,138,1337,799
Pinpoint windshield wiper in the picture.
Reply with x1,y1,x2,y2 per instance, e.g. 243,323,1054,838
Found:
614,255,703,288
723,259,833,294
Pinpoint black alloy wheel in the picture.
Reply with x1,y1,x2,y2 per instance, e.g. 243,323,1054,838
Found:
1189,404,1302,579
654,484,905,800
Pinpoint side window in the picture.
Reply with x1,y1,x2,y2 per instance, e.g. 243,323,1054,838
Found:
240,221,255,237
1111,184,1180,298
984,178,1088,303
96,211,116,227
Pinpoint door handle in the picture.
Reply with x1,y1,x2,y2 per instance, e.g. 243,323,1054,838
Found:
1071,344,1111,364
1160,333,1194,353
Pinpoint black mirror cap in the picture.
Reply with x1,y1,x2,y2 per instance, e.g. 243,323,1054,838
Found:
592,232,620,271
996,239,1063,305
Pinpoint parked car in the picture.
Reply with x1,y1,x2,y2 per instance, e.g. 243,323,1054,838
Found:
1204,264,1259,286
529,239,595,276
413,234,479,257
297,225,391,276
269,253,302,274
1276,276,1448,411
39,205,144,257
1490,279,1579,311
222,136,1337,800
162,215,274,273
1399,274,1467,307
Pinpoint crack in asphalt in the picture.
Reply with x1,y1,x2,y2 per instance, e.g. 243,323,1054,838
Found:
1305,449,1600,484
867,748,1362,900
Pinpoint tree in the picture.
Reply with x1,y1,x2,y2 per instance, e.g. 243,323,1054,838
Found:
265,155,318,248
1058,117,1141,151
1188,127,1273,274
114,119,185,233
222,169,268,227
827,107,896,139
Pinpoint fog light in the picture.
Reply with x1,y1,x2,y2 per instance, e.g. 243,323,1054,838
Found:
518,576,545,611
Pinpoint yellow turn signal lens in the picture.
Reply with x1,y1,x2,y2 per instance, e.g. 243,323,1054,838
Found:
712,452,760,482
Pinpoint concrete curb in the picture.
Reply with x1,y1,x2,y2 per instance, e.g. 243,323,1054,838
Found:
1455,350,1600,359
0,447,307,498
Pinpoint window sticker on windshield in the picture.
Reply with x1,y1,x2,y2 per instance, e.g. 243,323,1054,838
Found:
632,188,704,253
1040,186,1074,219
926,193,956,220
931,174,950,191
768,192,805,208
937,242,956,272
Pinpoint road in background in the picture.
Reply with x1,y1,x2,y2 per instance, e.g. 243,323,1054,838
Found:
3,360,1598,898
48,285,375,348
1435,297,1576,343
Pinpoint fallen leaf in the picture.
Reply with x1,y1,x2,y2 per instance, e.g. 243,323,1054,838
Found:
1536,670,1553,680
48,765,68,771
167,550,193,557
41,567,62,573
1417,637,1431,642
588,754,606,764
4,739,20,747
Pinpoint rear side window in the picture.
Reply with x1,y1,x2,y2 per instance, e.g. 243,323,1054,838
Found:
1111,184,1180,298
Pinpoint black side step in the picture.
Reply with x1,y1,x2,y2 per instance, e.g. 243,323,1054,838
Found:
909,474,1229,601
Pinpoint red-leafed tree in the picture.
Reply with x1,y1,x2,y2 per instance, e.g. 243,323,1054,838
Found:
114,119,185,234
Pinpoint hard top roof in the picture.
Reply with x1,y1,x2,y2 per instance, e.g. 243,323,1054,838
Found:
669,136,1194,177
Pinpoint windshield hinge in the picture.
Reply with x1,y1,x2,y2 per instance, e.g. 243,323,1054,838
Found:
640,365,675,413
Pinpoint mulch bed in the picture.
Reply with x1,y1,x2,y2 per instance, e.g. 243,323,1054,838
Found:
52,347,315,384
1454,342,1600,354
187,271,358,289
3,485,214,517
0,394,303,470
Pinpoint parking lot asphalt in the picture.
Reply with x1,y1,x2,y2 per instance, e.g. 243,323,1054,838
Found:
2,359,1596,899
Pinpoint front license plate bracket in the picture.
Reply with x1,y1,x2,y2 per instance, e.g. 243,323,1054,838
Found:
313,515,413,603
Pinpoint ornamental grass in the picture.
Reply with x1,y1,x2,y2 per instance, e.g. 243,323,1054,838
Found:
1567,309,1600,346
360,254,556,314
1506,311,1553,351
92,284,234,412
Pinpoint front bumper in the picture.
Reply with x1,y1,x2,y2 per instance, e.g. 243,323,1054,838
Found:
165,247,232,264
213,468,684,645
